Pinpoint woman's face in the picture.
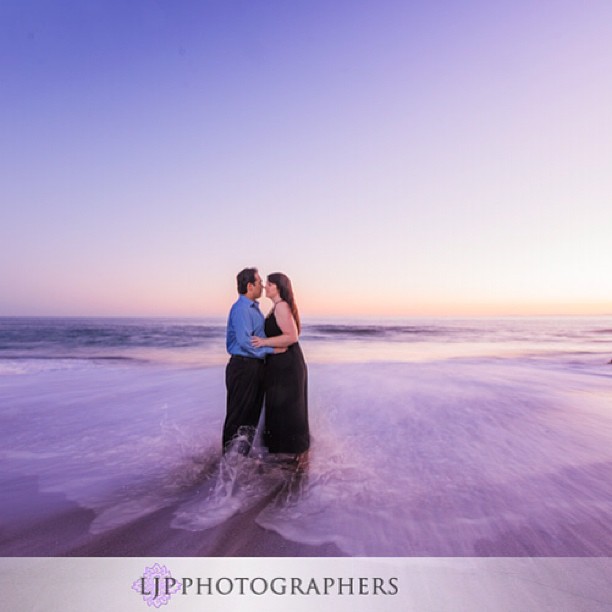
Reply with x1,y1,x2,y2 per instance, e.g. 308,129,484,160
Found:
265,280,279,300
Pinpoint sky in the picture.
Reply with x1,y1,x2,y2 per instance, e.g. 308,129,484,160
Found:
1,0,611,317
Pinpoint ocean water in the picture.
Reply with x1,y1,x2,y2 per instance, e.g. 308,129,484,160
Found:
1,316,611,555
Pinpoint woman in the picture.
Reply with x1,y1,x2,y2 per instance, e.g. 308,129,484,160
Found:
251,273,310,455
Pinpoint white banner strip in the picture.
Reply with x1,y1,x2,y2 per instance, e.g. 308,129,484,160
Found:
1,557,611,611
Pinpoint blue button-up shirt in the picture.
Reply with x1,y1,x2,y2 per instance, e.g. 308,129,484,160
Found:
226,295,274,359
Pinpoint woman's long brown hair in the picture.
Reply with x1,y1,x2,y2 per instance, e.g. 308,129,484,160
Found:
267,272,301,334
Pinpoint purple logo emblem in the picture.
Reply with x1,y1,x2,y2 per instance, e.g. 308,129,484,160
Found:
132,564,182,607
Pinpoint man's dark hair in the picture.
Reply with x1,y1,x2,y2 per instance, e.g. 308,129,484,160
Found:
236,267,258,294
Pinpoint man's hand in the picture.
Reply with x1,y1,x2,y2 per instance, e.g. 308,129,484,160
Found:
252,336,287,353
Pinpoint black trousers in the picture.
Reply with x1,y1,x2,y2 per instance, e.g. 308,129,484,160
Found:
223,355,265,453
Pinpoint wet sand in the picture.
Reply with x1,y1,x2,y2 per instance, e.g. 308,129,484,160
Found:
0,472,344,557
2,458,611,557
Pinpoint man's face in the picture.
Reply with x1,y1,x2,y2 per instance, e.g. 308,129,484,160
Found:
251,273,263,299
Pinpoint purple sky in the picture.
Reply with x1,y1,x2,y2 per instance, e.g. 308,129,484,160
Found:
2,1,611,316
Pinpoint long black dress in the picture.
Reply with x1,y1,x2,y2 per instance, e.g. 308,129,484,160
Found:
263,310,310,454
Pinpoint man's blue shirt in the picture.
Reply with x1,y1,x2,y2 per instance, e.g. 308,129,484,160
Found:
226,294,274,359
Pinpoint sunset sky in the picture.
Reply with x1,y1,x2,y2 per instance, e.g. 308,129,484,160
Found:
2,1,611,317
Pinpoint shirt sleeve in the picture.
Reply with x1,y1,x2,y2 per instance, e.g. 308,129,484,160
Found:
234,305,274,358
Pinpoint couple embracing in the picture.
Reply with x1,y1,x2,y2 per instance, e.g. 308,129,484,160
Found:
223,267,310,459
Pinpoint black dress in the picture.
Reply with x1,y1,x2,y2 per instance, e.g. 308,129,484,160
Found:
263,310,310,454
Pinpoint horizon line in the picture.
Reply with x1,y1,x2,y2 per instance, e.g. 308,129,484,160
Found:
1,312,611,320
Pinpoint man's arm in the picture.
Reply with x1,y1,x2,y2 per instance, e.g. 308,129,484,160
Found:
234,306,274,358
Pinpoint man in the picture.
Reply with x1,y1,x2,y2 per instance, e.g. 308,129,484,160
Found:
223,267,275,454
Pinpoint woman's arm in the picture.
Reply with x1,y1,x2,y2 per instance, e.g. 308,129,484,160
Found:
252,302,298,348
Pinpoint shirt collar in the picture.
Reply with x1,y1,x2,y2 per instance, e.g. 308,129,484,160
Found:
238,294,260,308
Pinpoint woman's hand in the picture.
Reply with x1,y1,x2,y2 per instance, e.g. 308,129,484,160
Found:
251,336,268,348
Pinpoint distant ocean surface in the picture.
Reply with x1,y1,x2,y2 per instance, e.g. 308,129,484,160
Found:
1,315,611,372
1,316,611,556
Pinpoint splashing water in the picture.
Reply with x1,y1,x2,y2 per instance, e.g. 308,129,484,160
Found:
172,431,308,532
